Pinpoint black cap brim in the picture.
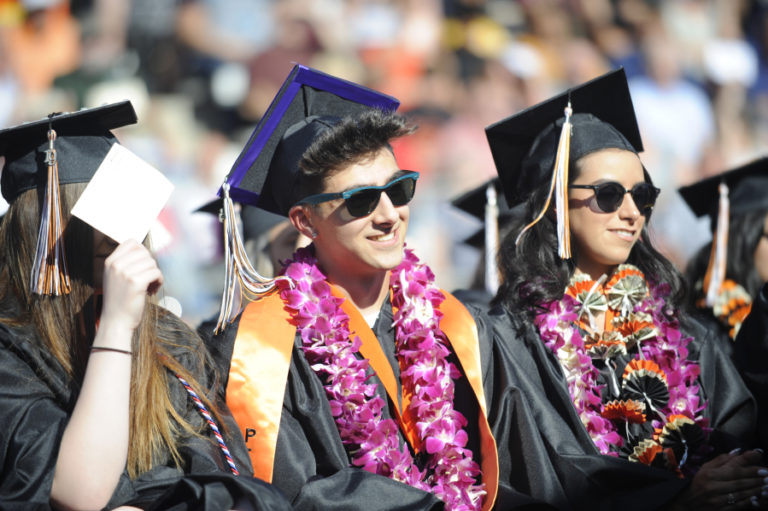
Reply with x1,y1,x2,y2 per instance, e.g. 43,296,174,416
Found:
485,68,642,207
679,156,768,218
0,101,137,203
451,178,511,220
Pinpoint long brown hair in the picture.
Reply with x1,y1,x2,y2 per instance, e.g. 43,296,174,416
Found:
0,183,218,477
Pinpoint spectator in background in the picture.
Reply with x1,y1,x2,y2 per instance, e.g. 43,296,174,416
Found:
629,33,715,267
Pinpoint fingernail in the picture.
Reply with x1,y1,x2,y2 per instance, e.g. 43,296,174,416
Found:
752,495,759,507
763,489,768,498
759,468,768,476
730,447,743,455
756,448,765,454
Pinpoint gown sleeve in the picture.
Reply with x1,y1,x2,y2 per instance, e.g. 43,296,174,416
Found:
480,307,687,511
462,303,559,510
207,310,444,511
0,325,70,510
683,314,759,453
733,282,768,452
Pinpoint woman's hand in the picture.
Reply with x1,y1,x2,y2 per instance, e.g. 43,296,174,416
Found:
672,450,768,510
99,239,163,335
51,240,163,511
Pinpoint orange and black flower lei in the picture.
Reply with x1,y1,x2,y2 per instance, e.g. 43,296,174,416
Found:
695,279,752,339
534,264,710,476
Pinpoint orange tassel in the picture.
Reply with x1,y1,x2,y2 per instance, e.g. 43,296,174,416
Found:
30,127,71,295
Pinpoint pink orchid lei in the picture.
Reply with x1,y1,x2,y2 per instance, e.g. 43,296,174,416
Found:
533,265,708,471
277,246,485,511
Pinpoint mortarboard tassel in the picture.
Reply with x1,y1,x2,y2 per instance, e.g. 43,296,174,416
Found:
515,102,573,259
30,127,71,295
703,182,729,307
484,183,500,295
215,183,291,332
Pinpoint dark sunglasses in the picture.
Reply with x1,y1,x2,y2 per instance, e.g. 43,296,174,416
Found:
297,171,420,218
569,181,660,215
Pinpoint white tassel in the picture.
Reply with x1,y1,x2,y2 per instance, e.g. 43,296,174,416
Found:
553,103,572,259
515,102,573,260
30,128,71,295
704,182,729,307
484,183,500,295
215,183,291,332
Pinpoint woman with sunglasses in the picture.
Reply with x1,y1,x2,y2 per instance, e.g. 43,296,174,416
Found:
205,66,513,511
480,69,767,510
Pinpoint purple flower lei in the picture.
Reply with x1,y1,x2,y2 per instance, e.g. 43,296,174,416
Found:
533,266,708,468
277,247,485,511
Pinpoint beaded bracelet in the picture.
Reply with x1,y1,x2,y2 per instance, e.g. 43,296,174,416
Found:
89,346,133,355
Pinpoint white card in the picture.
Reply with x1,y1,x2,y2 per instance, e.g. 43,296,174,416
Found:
71,143,174,243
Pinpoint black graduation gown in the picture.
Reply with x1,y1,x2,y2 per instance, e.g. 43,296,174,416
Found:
475,303,760,511
208,297,548,510
733,282,768,452
0,306,291,511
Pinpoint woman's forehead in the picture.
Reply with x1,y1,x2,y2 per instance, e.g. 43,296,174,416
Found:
576,149,644,182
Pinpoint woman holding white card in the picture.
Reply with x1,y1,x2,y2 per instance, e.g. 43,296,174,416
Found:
0,103,290,510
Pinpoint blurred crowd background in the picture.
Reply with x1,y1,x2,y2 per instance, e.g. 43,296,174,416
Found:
2,0,768,325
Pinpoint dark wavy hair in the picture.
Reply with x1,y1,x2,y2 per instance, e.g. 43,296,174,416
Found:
685,208,768,300
493,151,687,315
292,109,415,202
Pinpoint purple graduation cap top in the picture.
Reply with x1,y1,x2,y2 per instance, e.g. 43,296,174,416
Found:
221,64,400,216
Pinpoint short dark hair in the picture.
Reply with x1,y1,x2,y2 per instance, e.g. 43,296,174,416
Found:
293,109,415,202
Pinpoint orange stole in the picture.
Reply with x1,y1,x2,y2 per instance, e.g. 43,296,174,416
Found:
227,289,499,509
336,285,498,509
226,293,296,482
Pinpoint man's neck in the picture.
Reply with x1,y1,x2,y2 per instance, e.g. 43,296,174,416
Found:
327,270,391,319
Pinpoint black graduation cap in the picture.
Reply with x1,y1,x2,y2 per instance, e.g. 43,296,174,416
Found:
452,178,509,222
485,68,643,208
451,178,522,248
0,101,137,295
220,64,400,216
678,156,768,220
0,101,137,203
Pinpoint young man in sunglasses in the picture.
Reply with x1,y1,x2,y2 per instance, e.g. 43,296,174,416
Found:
205,66,506,510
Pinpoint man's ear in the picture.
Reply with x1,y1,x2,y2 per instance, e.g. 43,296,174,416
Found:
288,205,318,239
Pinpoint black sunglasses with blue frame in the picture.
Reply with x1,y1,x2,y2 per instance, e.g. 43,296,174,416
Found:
296,171,420,218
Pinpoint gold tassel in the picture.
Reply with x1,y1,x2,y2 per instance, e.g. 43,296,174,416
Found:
484,183,500,295
215,183,291,332
515,102,573,259
30,127,71,295
703,182,729,307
